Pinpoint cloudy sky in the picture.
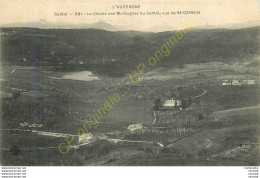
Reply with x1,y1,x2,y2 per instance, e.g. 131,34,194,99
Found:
0,0,259,31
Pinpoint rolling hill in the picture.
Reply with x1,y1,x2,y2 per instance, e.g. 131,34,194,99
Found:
1,26,259,76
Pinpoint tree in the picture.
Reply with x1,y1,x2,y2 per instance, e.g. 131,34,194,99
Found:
188,97,192,106
170,91,176,98
9,145,20,156
174,100,178,108
198,113,204,121
181,99,187,109
154,98,163,110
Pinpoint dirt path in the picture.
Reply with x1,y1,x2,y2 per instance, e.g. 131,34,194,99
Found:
191,88,207,98
0,129,77,137
214,105,260,113
0,68,16,76
152,111,157,126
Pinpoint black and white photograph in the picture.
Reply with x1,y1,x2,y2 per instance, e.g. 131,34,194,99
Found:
0,0,259,175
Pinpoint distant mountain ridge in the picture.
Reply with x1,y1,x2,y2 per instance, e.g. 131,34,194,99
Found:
1,20,124,31
1,26,259,76
1,19,260,32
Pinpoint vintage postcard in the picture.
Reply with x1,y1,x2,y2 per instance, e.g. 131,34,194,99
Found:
0,0,259,167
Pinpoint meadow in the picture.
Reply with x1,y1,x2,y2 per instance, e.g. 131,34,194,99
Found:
1,60,259,165
1,26,259,165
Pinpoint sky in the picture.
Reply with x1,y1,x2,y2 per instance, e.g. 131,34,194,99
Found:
0,0,259,31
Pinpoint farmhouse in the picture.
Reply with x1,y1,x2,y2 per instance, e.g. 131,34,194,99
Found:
127,124,143,132
222,79,241,85
222,80,232,86
232,80,241,85
78,133,94,144
242,80,255,85
163,99,181,108
222,79,255,86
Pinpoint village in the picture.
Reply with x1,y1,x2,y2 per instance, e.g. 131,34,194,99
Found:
222,79,255,86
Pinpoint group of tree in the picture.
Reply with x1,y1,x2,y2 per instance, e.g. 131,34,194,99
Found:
153,98,163,110
198,113,204,121
181,97,192,109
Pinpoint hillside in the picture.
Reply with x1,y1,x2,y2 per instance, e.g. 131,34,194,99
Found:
1,26,259,76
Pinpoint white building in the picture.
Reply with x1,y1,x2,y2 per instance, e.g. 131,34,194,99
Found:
222,79,255,86
232,80,241,85
242,80,255,85
127,124,143,132
222,80,232,86
78,133,94,144
163,99,181,107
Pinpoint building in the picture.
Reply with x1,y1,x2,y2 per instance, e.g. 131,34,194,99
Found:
163,99,181,107
232,80,241,85
78,133,94,144
222,79,256,86
242,80,255,85
222,80,232,86
127,124,143,132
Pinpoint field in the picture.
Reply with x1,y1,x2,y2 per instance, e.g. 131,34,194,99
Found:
1,58,259,165
1,26,259,166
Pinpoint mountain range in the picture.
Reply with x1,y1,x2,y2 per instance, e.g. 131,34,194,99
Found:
1,19,260,32
1,24,259,77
